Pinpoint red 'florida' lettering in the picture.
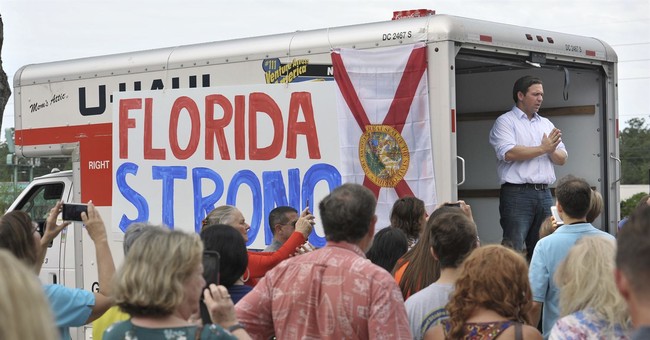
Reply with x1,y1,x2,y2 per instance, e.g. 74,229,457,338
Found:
170,96,201,160
119,98,140,159
118,91,321,161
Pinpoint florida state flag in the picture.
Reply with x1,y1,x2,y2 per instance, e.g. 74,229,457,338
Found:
332,43,437,230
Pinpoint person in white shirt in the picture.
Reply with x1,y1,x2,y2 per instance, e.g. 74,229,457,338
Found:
489,75,568,260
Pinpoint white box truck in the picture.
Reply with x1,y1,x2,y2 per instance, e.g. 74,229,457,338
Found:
8,13,619,338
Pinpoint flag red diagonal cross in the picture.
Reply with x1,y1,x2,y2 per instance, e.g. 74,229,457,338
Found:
332,46,427,198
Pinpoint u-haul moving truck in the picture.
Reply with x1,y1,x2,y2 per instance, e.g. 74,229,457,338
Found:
9,13,619,338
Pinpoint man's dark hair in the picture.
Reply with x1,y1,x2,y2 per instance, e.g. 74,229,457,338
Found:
512,75,543,103
616,205,650,298
268,206,298,236
429,211,478,268
555,175,592,219
320,183,376,243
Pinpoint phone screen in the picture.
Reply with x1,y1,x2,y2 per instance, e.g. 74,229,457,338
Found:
551,206,564,225
62,203,88,221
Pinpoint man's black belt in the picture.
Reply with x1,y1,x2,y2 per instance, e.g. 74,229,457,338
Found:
502,182,549,190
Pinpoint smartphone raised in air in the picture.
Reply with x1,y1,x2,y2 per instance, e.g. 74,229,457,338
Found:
62,203,88,222
550,206,564,226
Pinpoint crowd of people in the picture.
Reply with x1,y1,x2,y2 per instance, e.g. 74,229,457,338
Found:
0,177,647,339
0,74,648,339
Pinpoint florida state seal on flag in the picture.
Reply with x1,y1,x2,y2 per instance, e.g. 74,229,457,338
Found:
332,43,437,230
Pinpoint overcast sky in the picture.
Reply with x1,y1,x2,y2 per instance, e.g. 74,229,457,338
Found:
2,0,649,139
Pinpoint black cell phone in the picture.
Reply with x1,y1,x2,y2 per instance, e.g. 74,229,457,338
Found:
306,198,310,212
62,203,88,221
202,250,220,286
200,250,221,325
444,202,461,207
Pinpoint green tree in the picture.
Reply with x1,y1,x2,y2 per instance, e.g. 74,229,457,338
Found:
0,15,11,122
0,141,72,213
620,191,650,219
0,142,11,181
620,117,650,184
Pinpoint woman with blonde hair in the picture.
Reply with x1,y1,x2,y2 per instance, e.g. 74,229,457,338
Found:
104,229,250,339
585,189,604,224
425,245,542,339
0,249,58,340
549,236,631,339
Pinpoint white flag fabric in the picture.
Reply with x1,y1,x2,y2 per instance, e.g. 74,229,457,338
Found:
332,43,437,231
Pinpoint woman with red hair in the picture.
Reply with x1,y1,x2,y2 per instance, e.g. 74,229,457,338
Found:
425,245,542,339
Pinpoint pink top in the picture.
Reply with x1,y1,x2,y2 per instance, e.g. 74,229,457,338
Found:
235,241,412,340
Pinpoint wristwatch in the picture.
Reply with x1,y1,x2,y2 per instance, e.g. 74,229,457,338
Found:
227,323,245,333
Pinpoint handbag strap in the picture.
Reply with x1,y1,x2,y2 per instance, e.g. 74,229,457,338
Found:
514,322,523,340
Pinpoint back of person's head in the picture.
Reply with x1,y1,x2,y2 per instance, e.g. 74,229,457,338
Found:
393,205,459,298
113,228,203,317
555,175,592,219
446,245,532,339
555,236,628,330
203,205,238,231
0,249,58,340
512,75,543,103
365,227,409,272
199,224,249,325
389,196,426,240
616,204,650,301
200,224,248,287
123,222,164,255
268,206,298,236
319,183,376,243
0,211,39,269
429,211,478,269
586,190,604,223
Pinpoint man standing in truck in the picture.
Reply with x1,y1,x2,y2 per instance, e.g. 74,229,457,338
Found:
489,75,568,260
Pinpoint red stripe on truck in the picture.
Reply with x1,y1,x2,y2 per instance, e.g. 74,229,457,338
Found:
16,124,113,206
16,123,112,146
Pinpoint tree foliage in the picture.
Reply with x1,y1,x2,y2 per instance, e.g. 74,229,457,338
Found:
620,191,649,219
0,15,11,125
0,143,71,213
620,117,650,184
